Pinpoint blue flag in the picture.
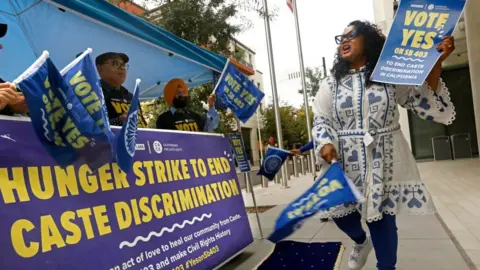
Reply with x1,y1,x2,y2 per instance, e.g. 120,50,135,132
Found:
13,51,103,168
60,48,115,162
116,79,141,173
212,71,228,110
257,147,290,180
268,162,364,243
228,133,251,173
213,61,264,123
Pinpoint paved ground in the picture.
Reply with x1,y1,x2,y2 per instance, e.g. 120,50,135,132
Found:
419,159,480,269
219,168,473,270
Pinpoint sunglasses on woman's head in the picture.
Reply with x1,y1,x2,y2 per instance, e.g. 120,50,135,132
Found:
335,30,358,44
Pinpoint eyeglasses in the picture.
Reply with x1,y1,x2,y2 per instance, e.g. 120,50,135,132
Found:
109,60,129,70
335,30,358,44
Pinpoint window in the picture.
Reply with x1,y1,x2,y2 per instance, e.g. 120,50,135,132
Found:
249,54,253,64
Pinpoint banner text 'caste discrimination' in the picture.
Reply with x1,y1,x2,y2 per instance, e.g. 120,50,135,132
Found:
0,157,239,259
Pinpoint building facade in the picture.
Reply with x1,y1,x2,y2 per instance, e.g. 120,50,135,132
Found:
110,0,146,15
372,0,478,159
118,1,266,165
229,38,266,167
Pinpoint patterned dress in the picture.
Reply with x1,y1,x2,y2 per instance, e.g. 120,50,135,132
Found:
312,67,455,222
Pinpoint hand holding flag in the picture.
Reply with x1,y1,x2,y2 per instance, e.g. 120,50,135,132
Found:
13,51,89,167
60,48,116,166
268,161,364,243
213,61,265,123
257,147,290,180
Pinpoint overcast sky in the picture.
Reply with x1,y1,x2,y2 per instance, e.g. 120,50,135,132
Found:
139,0,376,107
234,0,375,107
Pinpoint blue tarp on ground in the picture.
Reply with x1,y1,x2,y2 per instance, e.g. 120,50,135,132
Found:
0,0,227,100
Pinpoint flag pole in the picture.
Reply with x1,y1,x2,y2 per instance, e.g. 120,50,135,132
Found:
235,117,264,239
292,0,316,177
256,109,268,187
262,0,289,188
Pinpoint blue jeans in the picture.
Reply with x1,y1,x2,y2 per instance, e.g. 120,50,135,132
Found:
333,211,398,270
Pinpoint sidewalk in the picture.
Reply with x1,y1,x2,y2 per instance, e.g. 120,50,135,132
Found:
419,159,480,269
219,173,472,270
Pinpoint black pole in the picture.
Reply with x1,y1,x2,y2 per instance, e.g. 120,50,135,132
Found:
322,57,327,78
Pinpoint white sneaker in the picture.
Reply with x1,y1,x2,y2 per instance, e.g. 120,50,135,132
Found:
348,236,373,270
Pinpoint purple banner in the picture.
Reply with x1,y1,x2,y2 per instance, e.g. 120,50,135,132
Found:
0,118,253,270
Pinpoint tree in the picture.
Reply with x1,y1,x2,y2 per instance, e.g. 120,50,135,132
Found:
298,67,323,103
295,105,314,144
108,0,277,133
260,102,310,149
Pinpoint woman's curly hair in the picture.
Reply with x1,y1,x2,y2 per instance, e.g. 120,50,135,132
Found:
331,20,386,87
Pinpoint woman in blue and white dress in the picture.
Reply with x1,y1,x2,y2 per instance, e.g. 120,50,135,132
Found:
313,21,456,270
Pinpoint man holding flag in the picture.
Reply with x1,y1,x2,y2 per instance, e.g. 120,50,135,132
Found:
155,78,219,132
96,52,147,128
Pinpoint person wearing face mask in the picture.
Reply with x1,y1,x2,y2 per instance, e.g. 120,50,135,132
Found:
0,23,28,117
312,21,455,270
155,78,219,132
96,52,147,127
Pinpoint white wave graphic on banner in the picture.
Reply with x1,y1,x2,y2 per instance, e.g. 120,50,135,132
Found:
392,55,425,62
40,109,51,141
118,213,213,249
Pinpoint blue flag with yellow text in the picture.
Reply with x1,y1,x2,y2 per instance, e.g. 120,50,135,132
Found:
257,147,290,180
13,52,90,167
61,49,115,162
228,133,251,173
14,51,112,169
213,71,228,110
268,162,364,243
116,79,141,173
213,62,264,123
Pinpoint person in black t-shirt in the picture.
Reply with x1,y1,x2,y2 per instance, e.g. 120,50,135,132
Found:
96,52,147,127
0,23,28,116
156,78,219,132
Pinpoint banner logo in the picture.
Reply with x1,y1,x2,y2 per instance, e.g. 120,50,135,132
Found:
264,155,283,174
153,141,163,154
124,110,139,157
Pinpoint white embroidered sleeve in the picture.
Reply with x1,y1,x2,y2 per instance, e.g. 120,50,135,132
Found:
395,78,456,125
312,78,337,163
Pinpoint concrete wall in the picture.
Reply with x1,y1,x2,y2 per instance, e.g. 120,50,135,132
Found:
465,1,480,152
372,0,412,149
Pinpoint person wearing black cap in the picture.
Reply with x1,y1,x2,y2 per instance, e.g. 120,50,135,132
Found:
96,52,147,127
0,23,28,116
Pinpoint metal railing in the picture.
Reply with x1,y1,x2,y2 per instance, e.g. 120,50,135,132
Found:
240,153,314,190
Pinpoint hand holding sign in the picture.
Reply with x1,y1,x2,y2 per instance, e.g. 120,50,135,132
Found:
437,36,455,61
371,0,466,85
